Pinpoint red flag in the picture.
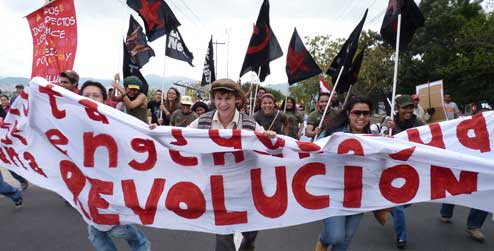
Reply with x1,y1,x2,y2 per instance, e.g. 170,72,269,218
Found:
319,75,332,93
27,0,77,82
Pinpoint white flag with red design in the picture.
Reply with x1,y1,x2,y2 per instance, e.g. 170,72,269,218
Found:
319,75,332,93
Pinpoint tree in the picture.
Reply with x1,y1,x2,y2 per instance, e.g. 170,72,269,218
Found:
400,0,492,104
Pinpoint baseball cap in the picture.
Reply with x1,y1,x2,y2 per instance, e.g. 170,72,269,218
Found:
395,95,414,108
411,94,419,100
476,100,492,112
123,76,142,90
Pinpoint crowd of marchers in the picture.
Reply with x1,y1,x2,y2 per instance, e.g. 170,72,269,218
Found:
0,69,492,251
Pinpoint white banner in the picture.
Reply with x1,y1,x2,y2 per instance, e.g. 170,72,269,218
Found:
2,77,494,234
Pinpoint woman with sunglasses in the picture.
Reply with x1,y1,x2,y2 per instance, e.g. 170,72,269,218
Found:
316,96,374,251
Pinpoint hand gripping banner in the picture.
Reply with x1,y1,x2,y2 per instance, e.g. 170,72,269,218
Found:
2,77,494,233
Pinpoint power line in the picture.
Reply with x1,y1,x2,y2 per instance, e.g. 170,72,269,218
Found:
168,0,205,29
176,0,204,24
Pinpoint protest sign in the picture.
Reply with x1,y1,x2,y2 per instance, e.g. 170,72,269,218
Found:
26,0,77,82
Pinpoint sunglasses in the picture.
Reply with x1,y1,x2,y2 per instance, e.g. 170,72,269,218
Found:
350,110,371,117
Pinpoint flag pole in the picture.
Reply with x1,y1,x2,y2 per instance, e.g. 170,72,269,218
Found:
249,72,255,115
389,14,402,136
251,68,262,115
283,95,288,112
313,66,345,141
343,84,353,108
160,53,167,120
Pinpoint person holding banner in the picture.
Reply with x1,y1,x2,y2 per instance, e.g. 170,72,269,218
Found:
280,97,304,139
79,80,151,251
438,100,492,242
111,75,148,123
0,95,29,190
188,78,274,251
315,96,374,251
254,93,289,135
385,95,425,249
0,171,23,208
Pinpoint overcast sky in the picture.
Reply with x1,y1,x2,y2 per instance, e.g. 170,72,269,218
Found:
0,0,391,84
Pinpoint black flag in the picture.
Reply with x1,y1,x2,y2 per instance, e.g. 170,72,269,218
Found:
326,9,367,86
126,15,155,68
239,0,283,82
201,36,216,86
123,41,149,95
165,28,194,66
126,0,181,42
380,0,425,50
285,28,322,85
336,48,365,93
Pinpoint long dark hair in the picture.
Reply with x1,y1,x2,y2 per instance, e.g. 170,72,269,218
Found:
329,96,373,132
165,87,181,111
280,97,297,112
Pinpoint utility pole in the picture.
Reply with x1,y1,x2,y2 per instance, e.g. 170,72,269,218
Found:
213,41,225,79
225,27,232,78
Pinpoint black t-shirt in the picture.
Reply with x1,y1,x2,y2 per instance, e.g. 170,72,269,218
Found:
0,106,5,119
147,100,170,125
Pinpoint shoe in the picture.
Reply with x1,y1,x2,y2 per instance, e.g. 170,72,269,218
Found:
315,240,328,251
440,217,451,223
373,209,390,225
396,239,407,249
466,228,485,242
21,182,29,191
15,198,23,208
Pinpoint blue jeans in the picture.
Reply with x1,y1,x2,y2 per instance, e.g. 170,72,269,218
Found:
440,203,489,229
320,214,363,251
88,225,151,251
392,206,407,241
0,171,22,203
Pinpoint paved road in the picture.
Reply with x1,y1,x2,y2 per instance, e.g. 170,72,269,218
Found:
1,172,493,251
